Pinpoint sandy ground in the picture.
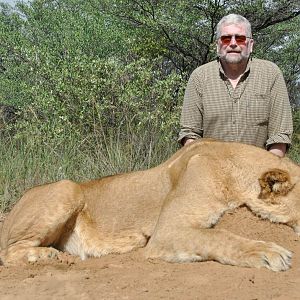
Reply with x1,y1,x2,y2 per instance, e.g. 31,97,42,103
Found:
0,207,300,300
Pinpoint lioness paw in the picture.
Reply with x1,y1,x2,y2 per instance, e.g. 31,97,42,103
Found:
26,247,76,265
243,241,292,272
27,247,60,263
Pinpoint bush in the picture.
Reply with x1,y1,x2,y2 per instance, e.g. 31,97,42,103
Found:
0,57,184,211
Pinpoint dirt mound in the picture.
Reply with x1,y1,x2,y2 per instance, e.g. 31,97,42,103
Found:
0,207,299,300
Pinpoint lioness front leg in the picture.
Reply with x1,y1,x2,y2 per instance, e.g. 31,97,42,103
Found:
145,227,292,271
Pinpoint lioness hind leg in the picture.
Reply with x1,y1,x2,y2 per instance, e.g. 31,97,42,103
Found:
145,227,292,271
2,244,58,266
0,180,84,265
58,207,148,259
1,244,75,266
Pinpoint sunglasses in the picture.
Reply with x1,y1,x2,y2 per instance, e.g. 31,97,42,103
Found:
220,35,251,45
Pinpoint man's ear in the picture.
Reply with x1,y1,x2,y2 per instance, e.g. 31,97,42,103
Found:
216,41,220,56
249,38,254,53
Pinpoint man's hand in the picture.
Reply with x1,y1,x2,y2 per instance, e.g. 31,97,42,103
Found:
182,138,195,146
268,143,287,158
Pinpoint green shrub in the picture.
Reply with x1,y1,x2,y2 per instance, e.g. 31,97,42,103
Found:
0,57,184,211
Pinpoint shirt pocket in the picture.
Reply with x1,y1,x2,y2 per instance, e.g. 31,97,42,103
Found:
246,93,270,126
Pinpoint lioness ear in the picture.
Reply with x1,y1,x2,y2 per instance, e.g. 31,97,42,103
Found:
258,169,294,203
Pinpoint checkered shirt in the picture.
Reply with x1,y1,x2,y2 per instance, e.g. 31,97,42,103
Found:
178,58,293,148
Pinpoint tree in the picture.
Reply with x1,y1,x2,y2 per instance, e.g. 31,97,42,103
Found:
100,0,300,103
0,0,184,147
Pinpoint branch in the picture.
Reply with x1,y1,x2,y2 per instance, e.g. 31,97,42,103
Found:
253,11,300,31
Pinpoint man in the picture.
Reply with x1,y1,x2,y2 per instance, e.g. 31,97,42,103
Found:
178,14,293,157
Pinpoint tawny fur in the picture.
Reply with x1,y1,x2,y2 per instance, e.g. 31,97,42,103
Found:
1,140,300,271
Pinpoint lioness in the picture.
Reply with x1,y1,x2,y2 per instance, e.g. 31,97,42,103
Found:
1,140,299,271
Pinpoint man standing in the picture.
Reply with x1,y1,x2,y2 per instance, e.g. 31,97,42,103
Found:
178,14,293,157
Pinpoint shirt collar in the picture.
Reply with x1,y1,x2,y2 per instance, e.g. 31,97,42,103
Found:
218,57,252,79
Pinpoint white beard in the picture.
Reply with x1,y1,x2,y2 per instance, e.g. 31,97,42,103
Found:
219,51,250,64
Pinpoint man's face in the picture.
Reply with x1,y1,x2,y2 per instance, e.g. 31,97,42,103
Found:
217,23,254,64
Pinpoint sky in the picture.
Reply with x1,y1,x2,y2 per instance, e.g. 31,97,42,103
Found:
0,0,30,6
1,0,17,4
0,0,31,8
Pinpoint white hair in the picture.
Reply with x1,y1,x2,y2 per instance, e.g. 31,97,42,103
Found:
216,14,252,38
